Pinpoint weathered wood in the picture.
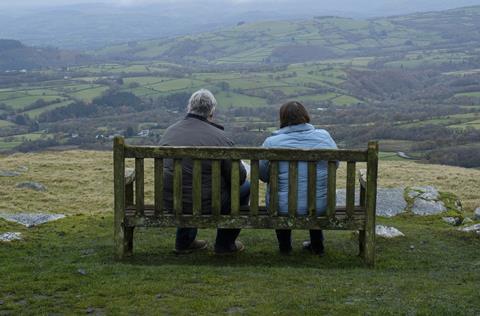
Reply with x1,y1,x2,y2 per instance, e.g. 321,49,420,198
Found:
211,160,221,216
346,161,356,217
126,182,134,207
231,160,240,216
125,168,135,186
124,227,134,257
192,159,202,216
125,212,366,230
364,141,379,267
113,136,127,259
135,158,144,216
249,160,259,216
269,161,279,216
326,161,337,218
125,145,368,162
288,161,298,217
173,159,183,217
154,158,163,216
308,161,317,217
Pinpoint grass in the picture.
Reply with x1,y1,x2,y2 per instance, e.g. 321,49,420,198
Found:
0,150,479,314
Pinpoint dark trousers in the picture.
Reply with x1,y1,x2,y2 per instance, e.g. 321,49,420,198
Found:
176,181,250,251
275,229,324,252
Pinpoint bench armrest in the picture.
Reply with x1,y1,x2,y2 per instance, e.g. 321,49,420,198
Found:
125,168,135,186
358,169,367,188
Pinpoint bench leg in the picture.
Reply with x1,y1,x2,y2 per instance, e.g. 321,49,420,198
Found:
115,223,134,259
362,228,375,267
358,230,365,257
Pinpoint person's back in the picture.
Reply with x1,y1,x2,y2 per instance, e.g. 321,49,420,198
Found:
260,124,337,215
159,89,248,254
259,101,337,255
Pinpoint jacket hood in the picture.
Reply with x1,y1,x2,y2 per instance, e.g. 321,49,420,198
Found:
272,123,315,136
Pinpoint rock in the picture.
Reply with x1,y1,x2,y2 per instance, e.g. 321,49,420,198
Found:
458,224,480,235
474,208,480,221
409,245,415,250
16,182,47,192
408,186,440,200
442,217,461,226
0,232,22,242
77,269,87,276
337,187,407,217
86,307,95,314
155,294,164,300
0,213,66,228
0,300,3,305
462,217,474,225
411,198,446,216
375,225,405,238
0,170,21,177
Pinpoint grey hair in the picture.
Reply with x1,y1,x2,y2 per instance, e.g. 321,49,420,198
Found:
187,89,217,118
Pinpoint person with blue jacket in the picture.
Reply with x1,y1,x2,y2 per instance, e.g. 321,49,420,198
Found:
259,101,338,255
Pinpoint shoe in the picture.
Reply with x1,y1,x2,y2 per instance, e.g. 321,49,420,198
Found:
174,239,208,254
302,240,325,256
214,241,245,255
279,245,293,255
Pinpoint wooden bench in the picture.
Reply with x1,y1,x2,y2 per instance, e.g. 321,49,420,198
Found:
113,136,379,266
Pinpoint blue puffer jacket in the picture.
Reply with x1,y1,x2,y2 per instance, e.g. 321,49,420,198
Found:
259,123,338,215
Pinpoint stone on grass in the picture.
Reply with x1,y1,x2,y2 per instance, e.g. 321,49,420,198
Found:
0,232,22,242
0,213,65,228
474,208,480,221
16,182,47,192
0,170,21,177
375,225,404,238
462,217,473,225
458,224,480,235
408,186,440,200
442,217,461,226
412,199,446,215
337,187,407,217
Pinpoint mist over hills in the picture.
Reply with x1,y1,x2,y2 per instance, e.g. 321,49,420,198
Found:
1,0,480,49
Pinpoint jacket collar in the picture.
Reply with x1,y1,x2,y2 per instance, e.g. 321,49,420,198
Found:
185,113,225,130
272,123,315,135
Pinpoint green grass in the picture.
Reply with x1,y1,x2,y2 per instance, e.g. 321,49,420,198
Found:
0,210,479,314
0,150,479,314
0,120,15,128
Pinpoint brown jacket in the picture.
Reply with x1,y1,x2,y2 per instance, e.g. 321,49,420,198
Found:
159,113,247,213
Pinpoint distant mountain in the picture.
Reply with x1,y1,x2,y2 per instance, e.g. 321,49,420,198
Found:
95,5,480,65
0,39,92,71
1,0,480,49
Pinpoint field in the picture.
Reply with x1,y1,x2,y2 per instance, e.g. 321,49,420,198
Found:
0,150,479,314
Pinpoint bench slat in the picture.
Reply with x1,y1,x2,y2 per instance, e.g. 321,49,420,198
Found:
346,161,356,217
125,146,368,162
249,160,259,216
192,159,202,216
326,161,337,218
135,158,144,216
288,161,298,217
211,160,221,216
308,161,317,217
125,211,366,230
269,161,279,216
231,160,240,216
173,159,183,217
154,158,163,216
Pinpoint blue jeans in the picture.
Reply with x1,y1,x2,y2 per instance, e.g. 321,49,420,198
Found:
176,181,250,251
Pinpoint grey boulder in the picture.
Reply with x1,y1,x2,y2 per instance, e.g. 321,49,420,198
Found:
474,208,480,221
16,182,47,192
0,213,65,228
0,232,22,242
376,225,405,238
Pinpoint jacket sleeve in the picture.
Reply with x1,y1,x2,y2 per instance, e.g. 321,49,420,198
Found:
324,131,340,169
221,138,247,186
259,138,271,183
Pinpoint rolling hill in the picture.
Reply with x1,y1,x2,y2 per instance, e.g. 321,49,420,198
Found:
96,6,480,65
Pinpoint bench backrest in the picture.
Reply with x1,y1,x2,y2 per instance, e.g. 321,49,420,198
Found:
114,136,378,226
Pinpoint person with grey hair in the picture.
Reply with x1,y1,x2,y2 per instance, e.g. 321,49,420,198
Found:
159,89,250,254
